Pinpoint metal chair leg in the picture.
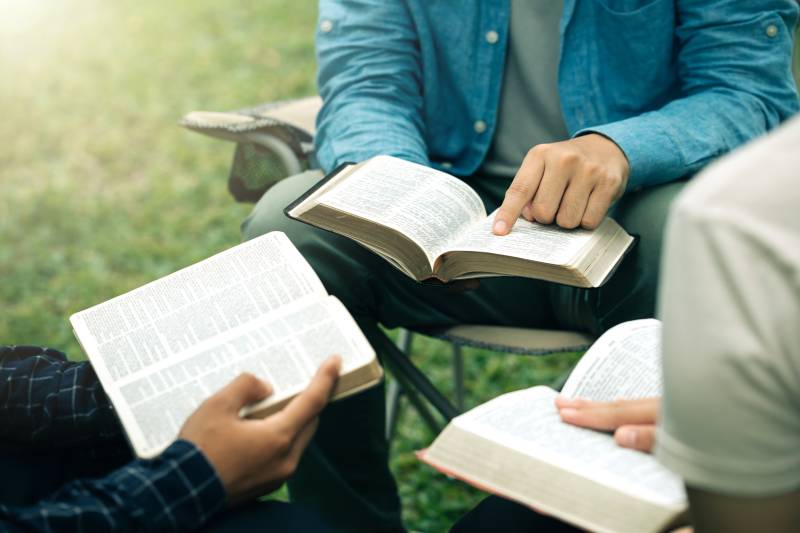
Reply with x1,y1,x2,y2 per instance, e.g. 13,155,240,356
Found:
388,369,443,436
379,328,460,424
386,329,413,440
385,379,402,441
452,343,465,411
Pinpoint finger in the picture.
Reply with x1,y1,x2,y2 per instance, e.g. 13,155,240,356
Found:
555,176,593,229
556,396,658,410
558,398,659,431
529,155,574,225
554,395,590,408
521,201,534,222
493,149,546,235
614,424,656,453
581,181,616,229
274,356,341,434
215,373,272,413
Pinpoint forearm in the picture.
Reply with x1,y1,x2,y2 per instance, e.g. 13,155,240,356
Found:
0,440,226,532
315,0,428,171
580,0,799,189
0,345,122,447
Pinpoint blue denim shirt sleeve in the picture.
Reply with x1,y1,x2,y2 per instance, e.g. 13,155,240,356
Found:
315,0,429,172
577,0,800,190
315,0,798,187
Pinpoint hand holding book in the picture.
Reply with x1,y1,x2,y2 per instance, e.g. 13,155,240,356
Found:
70,232,383,459
419,320,688,533
179,356,341,504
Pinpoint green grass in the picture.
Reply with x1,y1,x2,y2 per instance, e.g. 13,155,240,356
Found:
3,3,796,531
0,2,580,530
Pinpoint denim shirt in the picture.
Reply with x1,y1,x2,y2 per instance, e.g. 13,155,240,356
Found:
315,0,799,189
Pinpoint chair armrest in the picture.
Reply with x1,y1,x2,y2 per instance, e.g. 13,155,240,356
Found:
179,96,322,202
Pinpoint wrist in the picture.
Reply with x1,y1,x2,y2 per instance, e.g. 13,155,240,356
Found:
587,133,630,178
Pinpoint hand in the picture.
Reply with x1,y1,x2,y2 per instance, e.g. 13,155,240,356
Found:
178,356,341,505
555,396,659,453
493,134,629,233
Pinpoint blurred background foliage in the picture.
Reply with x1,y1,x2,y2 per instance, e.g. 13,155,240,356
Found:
1,2,798,531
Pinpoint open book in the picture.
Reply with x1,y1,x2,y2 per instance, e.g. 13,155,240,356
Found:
419,319,687,533
286,155,634,287
70,232,382,459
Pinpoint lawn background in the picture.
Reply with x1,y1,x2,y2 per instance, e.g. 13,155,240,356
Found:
1,2,798,531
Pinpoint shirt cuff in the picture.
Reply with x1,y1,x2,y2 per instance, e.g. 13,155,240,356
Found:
317,139,429,175
0,440,227,532
116,439,227,530
575,114,686,190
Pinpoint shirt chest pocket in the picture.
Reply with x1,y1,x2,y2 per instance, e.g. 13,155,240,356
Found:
589,0,678,114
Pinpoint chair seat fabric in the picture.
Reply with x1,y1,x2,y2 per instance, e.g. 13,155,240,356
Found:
436,325,594,355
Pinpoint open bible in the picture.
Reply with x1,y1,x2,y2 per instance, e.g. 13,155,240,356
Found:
70,232,382,459
419,319,687,533
286,155,634,287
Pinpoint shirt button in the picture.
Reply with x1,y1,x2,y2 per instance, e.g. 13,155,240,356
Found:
320,19,334,33
485,30,499,44
765,24,779,38
441,161,453,169
474,120,488,134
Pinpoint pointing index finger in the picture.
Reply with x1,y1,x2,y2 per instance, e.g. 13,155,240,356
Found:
493,149,546,235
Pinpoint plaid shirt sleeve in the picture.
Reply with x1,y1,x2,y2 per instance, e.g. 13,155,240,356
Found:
0,346,228,531
0,345,123,447
0,439,227,532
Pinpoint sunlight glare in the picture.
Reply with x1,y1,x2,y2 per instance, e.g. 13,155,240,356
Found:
0,0,51,36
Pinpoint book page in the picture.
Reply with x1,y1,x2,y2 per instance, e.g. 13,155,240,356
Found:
93,296,373,458
561,319,662,400
454,386,685,507
448,209,594,265
318,155,486,264
70,232,326,382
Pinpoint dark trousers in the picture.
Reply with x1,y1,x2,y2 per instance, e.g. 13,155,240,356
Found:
0,442,330,532
451,496,581,533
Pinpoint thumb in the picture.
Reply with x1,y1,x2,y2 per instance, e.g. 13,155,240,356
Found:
614,425,656,453
217,373,272,413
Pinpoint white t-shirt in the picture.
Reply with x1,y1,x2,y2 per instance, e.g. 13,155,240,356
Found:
655,115,800,497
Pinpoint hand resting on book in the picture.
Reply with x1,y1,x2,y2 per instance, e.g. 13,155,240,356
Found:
493,133,630,233
178,356,341,505
555,396,659,453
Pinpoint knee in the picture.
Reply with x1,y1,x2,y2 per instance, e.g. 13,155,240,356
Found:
241,170,323,242
241,187,292,242
239,171,383,320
